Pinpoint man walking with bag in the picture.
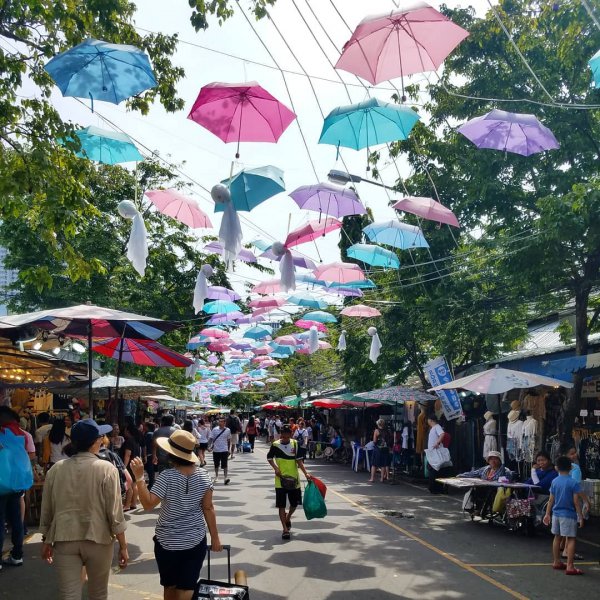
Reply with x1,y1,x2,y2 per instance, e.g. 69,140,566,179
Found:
209,417,232,485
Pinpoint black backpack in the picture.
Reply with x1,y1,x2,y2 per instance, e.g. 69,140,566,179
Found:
97,448,127,497
227,416,241,434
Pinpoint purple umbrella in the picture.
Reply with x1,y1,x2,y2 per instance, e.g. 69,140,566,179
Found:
290,182,366,218
328,286,364,297
203,241,257,263
207,285,241,301
260,247,317,270
206,311,244,325
457,110,559,156
235,314,267,325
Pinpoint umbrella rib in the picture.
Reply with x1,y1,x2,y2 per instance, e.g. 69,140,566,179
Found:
245,95,281,141
400,19,438,74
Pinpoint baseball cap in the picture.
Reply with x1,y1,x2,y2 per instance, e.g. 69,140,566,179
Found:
71,419,113,447
280,424,292,434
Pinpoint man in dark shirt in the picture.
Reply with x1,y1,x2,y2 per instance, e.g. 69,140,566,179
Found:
152,415,176,473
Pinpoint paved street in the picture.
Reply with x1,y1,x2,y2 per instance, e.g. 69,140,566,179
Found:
3,443,599,599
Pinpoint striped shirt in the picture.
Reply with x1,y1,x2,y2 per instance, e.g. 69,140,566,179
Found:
209,426,231,453
267,439,300,489
151,467,213,550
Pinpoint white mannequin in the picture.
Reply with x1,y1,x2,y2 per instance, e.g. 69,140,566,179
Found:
522,415,538,463
506,404,524,462
482,410,498,458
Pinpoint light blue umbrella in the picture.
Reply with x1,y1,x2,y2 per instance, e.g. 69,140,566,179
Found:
347,243,400,268
296,274,328,287
218,165,285,212
250,239,273,251
203,300,241,314
363,220,429,250
319,98,420,150
287,293,329,309
244,325,273,340
268,343,295,356
329,279,376,290
303,310,338,324
68,126,143,164
590,49,600,88
45,38,157,108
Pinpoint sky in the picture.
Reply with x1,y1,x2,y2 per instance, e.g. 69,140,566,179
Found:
31,0,491,300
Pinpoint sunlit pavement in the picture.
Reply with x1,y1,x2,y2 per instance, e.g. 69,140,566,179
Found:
2,442,599,599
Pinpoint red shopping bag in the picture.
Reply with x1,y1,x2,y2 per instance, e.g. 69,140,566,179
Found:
311,476,327,499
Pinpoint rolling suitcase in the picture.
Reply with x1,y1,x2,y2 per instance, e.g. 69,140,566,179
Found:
242,441,252,453
194,545,250,599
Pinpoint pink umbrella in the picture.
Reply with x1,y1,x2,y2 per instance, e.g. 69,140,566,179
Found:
335,3,469,85
275,335,298,347
207,341,233,352
340,304,382,318
200,328,230,338
313,261,366,283
207,286,241,301
285,217,342,248
392,197,459,228
187,81,296,158
145,189,212,229
295,319,328,333
248,296,286,309
261,360,280,368
318,341,333,350
252,279,283,295
252,345,272,355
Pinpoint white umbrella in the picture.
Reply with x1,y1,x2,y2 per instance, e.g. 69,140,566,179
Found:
428,367,573,395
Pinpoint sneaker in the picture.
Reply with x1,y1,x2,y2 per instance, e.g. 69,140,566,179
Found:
224,478,230,485
3,555,23,566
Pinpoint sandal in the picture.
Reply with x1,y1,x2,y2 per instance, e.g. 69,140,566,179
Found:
281,531,291,540
562,553,584,560
552,563,567,570
565,568,584,575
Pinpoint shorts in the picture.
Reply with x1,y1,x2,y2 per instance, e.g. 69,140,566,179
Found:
198,442,209,450
275,487,302,508
230,433,239,447
551,515,578,538
154,535,207,590
213,451,229,469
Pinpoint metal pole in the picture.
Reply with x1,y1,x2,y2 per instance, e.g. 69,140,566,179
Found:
114,333,126,425
87,321,93,419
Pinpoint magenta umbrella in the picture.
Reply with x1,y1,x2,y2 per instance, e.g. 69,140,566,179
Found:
335,3,469,85
313,261,366,284
392,196,459,228
290,182,365,219
187,81,296,158
285,217,342,248
248,296,286,309
295,319,328,333
145,189,212,229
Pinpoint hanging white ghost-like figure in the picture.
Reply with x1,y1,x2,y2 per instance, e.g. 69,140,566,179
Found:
211,183,242,263
193,264,214,314
185,356,202,380
337,330,347,351
270,241,296,292
368,326,381,364
309,325,319,354
118,200,148,277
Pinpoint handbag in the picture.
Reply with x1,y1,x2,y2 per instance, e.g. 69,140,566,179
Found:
506,490,534,519
280,475,298,490
425,447,452,471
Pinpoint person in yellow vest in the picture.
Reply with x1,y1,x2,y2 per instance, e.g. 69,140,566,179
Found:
267,424,312,540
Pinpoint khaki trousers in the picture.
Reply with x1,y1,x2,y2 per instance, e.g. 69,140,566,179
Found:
53,540,114,600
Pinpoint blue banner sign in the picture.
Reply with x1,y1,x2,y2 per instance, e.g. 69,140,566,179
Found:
424,356,463,420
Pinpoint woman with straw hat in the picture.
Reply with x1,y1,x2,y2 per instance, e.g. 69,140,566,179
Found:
130,430,222,600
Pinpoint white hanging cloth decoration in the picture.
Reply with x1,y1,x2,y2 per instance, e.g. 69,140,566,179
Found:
212,184,242,263
193,264,214,314
337,330,347,351
368,326,381,364
186,357,202,379
271,242,296,292
118,200,148,277
309,326,319,354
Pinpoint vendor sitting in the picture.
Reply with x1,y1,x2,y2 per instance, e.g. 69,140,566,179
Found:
457,451,513,482
524,451,557,494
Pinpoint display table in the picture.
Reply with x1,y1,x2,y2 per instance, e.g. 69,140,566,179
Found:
436,477,539,490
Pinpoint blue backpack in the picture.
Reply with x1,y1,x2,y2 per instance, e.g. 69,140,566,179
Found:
0,427,33,494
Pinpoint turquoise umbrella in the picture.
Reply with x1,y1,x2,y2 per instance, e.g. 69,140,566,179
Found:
67,126,143,164
287,293,329,309
347,243,400,268
218,165,285,212
329,279,376,290
303,310,337,323
590,49,600,88
203,300,241,314
296,274,328,287
319,98,420,150
244,325,273,340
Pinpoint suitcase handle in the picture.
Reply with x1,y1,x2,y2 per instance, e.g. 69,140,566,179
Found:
207,544,232,583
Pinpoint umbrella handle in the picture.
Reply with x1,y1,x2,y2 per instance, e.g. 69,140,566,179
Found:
89,92,94,114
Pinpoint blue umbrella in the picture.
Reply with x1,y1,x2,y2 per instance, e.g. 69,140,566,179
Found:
203,300,241,314
68,126,143,164
287,293,329,309
319,98,420,150
250,238,273,251
296,274,328,287
268,343,295,356
329,279,376,290
45,38,157,108
244,325,273,340
590,49,600,88
347,243,400,268
363,220,429,250
303,310,337,324
218,165,285,212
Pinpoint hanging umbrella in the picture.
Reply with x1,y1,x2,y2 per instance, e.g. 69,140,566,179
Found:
392,197,459,228
206,286,241,301
206,312,243,325
251,345,272,356
340,305,382,318
296,274,328,287
287,293,329,309
203,300,241,314
329,286,364,298
199,328,230,339
244,324,273,340
207,341,233,352
260,248,317,271
303,311,337,324
251,239,273,251
235,314,266,325
590,49,600,88
187,81,296,157
290,182,365,218
252,279,283,295
91,338,192,368
68,126,143,164
295,319,328,333
347,243,400,268
363,220,428,249
313,261,366,284
319,98,420,150
285,218,343,248
334,3,469,85
218,165,285,212
203,241,257,263
145,189,212,229
44,38,157,108
248,297,286,310
269,343,295,356
429,367,573,395
457,110,559,156
274,335,298,347
329,279,376,290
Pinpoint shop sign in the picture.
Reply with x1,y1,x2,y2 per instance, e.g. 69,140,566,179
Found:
581,377,600,398
425,356,463,420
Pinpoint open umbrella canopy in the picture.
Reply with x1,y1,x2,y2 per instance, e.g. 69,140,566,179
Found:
392,196,459,228
199,327,230,338
206,286,241,301
206,312,242,325
203,241,257,263
357,386,438,404
329,279,376,290
259,401,291,410
248,296,286,310
363,220,428,249
252,278,283,295
260,248,317,271
320,98,420,150
457,110,559,156
347,243,400,268
303,311,337,324
328,286,364,298
285,217,342,248
296,274,328,287
335,3,469,85
340,304,382,318
313,261,366,284
287,293,329,309
145,189,212,229
202,300,241,314
218,165,285,212
429,367,574,395
274,335,298,347
235,314,266,325
590,49,600,88
68,126,143,164
45,38,157,105
295,319,328,333
289,182,365,218
91,338,192,368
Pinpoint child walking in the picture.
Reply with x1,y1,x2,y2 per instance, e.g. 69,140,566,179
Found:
543,456,584,575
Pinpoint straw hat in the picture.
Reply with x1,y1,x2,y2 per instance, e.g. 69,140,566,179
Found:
156,430,199,463
486,450,502,461
483,410,494,421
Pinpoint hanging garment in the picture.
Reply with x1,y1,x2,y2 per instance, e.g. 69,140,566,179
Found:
521,416,538,464
416,410,428,454
482,417,498,459
506,418,524,462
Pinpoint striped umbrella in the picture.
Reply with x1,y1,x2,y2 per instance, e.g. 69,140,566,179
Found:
91,338,192,367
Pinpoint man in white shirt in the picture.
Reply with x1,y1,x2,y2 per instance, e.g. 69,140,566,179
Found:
209,417,232,485
34,412,52,458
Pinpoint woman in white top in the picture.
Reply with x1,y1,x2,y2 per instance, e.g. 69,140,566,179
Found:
427,415,447,494
42,418,70,470
195,418,210,466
